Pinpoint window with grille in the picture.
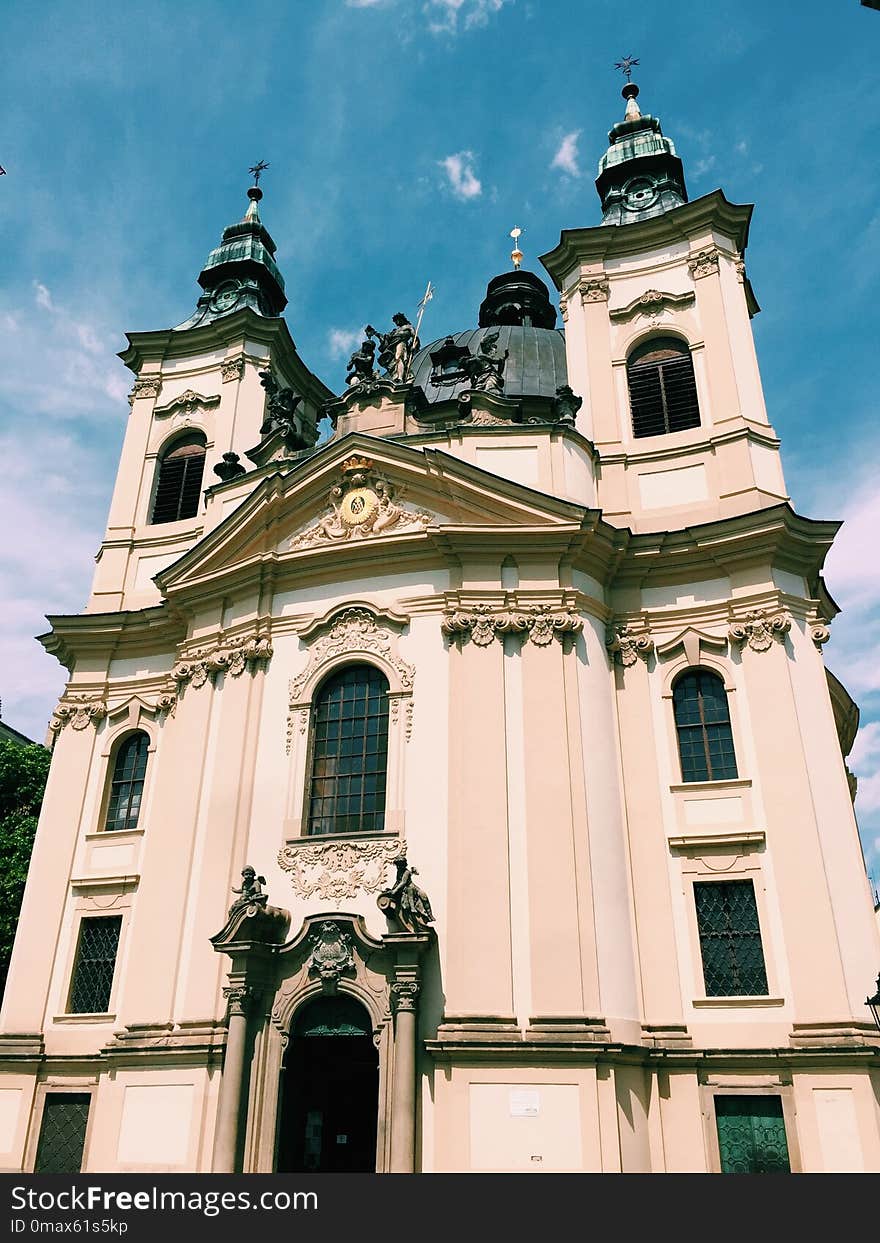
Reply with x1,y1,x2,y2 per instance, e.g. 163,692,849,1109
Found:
34,1094,91,1173
104,732,149,831
306,665,390,836
715,1096,791,1173
673,669,738,782
694,880,768,996
150,437,206,524
627,337,701,438
68,916,122,1013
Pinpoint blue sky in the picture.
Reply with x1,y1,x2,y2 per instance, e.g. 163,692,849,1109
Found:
1,0,879,881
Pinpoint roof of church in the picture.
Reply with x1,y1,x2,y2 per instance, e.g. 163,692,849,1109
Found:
411,324,567,404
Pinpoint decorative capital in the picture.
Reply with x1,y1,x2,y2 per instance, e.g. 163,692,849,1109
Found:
578,277,610,304
221,356,245,382
442,603,582,648
128,376,162,407
172,632,272,690
728,608,791,652
687,247,721,280
390,980,420,1013
49,693,108,734
606,623,653,667
222,983,256,1017
810,623,831,648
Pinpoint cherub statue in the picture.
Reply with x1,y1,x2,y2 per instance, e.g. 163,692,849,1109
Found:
228,865,268,917
366,313,419,384
462,331,507,394
258,369,304,440
345,336,378,388
378,856,434,933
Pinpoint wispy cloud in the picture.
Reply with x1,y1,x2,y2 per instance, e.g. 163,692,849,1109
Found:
425,0,508,35
551,131,581,177
346,0,389,7
692,155,717,179
327,327,362,358
438,151,481,199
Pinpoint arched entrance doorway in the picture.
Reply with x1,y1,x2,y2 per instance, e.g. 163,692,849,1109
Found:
276,994,379,1172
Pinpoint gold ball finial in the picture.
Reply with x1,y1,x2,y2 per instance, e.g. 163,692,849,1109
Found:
510,226,523,270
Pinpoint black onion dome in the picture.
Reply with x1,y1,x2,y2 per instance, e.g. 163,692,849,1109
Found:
411,325,568,405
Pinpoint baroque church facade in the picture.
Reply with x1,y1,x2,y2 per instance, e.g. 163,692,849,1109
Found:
1,80,879,1174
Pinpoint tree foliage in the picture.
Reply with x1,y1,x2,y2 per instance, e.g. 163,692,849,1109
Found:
0,740,51,996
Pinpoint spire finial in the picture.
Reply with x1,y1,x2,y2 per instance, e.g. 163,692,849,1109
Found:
614,55,642,119
614,54,639,83
248,159,270,186
509,226,523,270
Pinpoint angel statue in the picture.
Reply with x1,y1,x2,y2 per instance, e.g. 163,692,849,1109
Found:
377,856,434,933
228,865,268,917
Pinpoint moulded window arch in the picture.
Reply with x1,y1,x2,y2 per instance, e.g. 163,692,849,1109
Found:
672,668,738,782
150,433,206,524
627,335,701,438
103,730,150,831
306,663,390,836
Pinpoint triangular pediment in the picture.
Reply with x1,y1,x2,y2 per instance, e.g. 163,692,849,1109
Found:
156,433,591,595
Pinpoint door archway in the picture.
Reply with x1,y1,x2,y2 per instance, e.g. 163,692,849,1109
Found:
276,994,379,1173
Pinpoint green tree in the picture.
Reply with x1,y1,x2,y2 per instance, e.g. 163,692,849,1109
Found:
0,739,51,998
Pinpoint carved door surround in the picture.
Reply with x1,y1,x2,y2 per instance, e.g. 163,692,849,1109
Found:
285,602,415,839
240,913,430,1173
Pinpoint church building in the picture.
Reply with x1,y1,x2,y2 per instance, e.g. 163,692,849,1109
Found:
1,77,879,1174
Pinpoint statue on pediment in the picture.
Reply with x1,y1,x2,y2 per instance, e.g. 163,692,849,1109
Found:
366,313,419,384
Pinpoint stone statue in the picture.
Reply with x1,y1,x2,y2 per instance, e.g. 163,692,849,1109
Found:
258,369,304,440
378,855,434,933
462,331,507,393
366,313,419,384
228,865,268,917
345,336,378,388
551,384,582,424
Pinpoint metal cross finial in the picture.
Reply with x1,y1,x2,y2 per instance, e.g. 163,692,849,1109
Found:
614,55,639,82
248,159,270,186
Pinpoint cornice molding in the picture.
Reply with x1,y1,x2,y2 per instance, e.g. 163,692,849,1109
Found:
153,389,221,419
609,288,695,322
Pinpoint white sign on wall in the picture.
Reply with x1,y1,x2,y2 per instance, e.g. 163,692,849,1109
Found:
509,1088,540,1118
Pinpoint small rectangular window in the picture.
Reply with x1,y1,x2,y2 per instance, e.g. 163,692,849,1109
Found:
68,916,122,1014
715,1096,790,1173
694,880,768,996
34,1094,91,1173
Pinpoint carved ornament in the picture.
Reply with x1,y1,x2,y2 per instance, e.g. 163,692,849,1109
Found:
172,633,273,690
810,623,831,647
609,288,695,323
222,983,257,1017
128,376,162,406
606,623,654,667
291,457,431,550
153,389,221,419
687,248,721,280
728,609,791,652
390,980,420,1013
578,277,610,304
221,356,245,382
289,608,413,702
49,693,108,734
306,922,355,991
278,836,406,901
441,603,582,648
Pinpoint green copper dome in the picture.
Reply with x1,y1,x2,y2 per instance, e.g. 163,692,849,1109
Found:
596,83,688,225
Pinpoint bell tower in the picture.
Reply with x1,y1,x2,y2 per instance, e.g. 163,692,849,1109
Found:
88,174,331,613
541,75,787,532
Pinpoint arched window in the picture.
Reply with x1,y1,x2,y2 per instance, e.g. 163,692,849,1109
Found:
673,670,738,783
307,665,390,836
104,731,150,831
627,337,701,438
150,435,206,524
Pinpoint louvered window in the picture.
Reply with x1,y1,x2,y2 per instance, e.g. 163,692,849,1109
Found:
673,670,738,782
104,732,149,831
150,437,206,524
34,1094,91,1173
627,338,701,438
68,916,122,1013
307,665,389,836
694,880,768,997
715,1097,790,1173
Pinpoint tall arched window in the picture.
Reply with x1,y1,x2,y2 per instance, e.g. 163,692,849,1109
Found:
150,435,206,524
104,731,150,831
673,670,738,783
307,665,390,836
627,337,701,438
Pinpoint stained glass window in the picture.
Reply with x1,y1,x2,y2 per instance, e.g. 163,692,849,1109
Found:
307,665,389,836
673,670,738,782
104,732,149,831
68,916,122,1014
34,1094,91,1173
694,880,768,996
715,1096,791,1173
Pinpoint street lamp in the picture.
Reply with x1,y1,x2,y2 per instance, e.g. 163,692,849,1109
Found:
867,975,880,1031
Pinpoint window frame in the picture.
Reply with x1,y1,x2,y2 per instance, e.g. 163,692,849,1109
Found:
148,432,208,526
672,667,739,784
700,1083,801,1174
692,876,769,998
24,1084,97,1174
63,913,124,1018
625,334,702,440
100,730,151,833
303,662,392,838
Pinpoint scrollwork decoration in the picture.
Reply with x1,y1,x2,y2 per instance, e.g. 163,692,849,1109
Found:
728,609,791,652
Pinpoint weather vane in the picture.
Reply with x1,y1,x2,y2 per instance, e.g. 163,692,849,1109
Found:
248,159,270,186
510,226,523,271
614,55,639,82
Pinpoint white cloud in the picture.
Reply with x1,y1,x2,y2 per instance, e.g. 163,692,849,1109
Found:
327,327,362,359
426,0,506,35
34,281,55,311
438,151,481,199
551,131,581,177
346,0,388,7
692,155,717,179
